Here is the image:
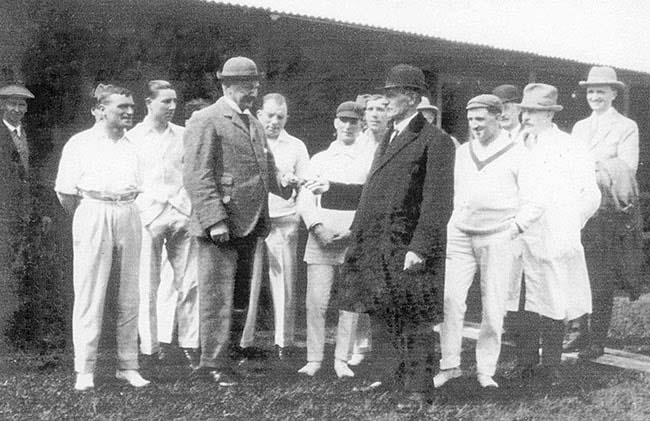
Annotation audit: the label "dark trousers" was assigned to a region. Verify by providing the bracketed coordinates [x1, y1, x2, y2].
[196, 233, 259, 369]
[367, 313, 436, 392]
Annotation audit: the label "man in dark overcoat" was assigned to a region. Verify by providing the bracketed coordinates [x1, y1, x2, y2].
[183, 57, 294, 386]
[336, 64, 455, 406]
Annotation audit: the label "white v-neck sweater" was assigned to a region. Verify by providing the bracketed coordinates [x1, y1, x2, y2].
[450, 134, 544, 235]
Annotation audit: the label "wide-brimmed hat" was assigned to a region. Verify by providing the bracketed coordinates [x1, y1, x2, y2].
[336, 101, 364, 119]
[578, 66, 625, 90]
[466, 94, 503, 112]
[417, 96, 438, 111]
[518, 83, 563, 112]
[492, 84, 520, 104]
[217, 56, 262, 80]
[383, 64, 427, 91]
[0, 84, 35, 99]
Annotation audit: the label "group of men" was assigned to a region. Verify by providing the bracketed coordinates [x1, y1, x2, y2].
[8, 52, 630, 410]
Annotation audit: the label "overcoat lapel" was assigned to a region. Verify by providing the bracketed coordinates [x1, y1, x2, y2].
[367, 118, 420, 179]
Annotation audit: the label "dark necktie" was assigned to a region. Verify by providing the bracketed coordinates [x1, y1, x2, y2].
[10, 128, 29, 173]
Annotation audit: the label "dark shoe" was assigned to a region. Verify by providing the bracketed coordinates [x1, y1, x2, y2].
[396, 392, 427, 412]
[240, 346, 269, 360]
[182, 348, 200, 370]
[579, 344, 605, 360]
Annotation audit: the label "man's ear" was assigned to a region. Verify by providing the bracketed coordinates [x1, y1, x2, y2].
[256, 109, 263, 119]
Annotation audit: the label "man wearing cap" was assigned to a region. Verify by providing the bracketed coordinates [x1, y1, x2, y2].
[433, 94, 543, 389]
[128, 80, 199, 368]
[492, 84, 523, 142]
[296, 101, 372, 377]
[236, 93, 310, 359]
[55, 84, 149, 391]
[569, 66, 641, 359]
[509, 83, 600, 382]
[183, 56, 295, 385]
[335, 64, 455, 404]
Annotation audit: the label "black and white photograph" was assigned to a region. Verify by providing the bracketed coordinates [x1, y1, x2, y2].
[1, 0, 650, 419]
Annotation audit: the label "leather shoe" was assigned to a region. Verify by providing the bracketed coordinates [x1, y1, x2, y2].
[579, 344, 605, 360]
[182, 348, 200, 370]
[334, 359, 355, 378]
[477, 374, 498, 388]
[433, 367, 461, 388]
[74, 373, 94, 391]
[298, 361, 321, 376]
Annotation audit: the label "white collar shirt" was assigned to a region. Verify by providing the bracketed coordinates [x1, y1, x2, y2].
[266, 130, 310, 217]
[55, 125, 141, 196]
[390, 111, 418, 142]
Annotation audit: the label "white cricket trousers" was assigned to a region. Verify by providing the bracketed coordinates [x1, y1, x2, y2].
[72, 199, 141, 374]
[439, 225, 521, 376]
[240, 214, 299, 348]
[138, 204, 198, 354]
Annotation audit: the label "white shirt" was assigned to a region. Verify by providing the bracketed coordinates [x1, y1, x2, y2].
[266, 130, 310, 218]
[390, 111, 419, 142]
[55, 125, 141, 196]
[128, 120, 191, 224]
[4, 119, 29, 170]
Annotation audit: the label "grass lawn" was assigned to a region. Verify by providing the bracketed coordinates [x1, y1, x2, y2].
[2, 295, 650, 420]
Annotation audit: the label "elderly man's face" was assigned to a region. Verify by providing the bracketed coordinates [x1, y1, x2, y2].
[468, 107, 501, 145]
[225, 80, 259, 111]
[586, 85, 617, 114]
[499, 102, 521, 131]
[2, 97, 28, 126]
[257, 100, 287, 140]
[364, 98, 388, 133]
[385, 88, 417, 122]
[147, 88, 177, 124]
[101, 94, 135, 130]
[521, 109, 554, 133]
[334, 116, 361, 145]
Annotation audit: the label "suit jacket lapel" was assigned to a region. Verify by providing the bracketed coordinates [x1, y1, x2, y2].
[368, 115, 421, 179]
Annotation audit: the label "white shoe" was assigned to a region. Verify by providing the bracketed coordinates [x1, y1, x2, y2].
[433, 367, 462, 388]
[115, 370, 150, 388]
[298, 362, 322, 376]
[348, 353, 365, 366]
[334, 359, 355, 378]
[477, 374, 498, 388]
[74, 373, 94, 391]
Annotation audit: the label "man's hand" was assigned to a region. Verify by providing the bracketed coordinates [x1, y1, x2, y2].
[312, 223, 337, 247]
[403, 251, 424, 271]
[41, 216, 53, 234]
[331, 229, 352, 247]
[56, 193, 80, 215]
[281, 172, 303, 188]
[209, 221, 230, 243]
[303, 177, 330, 195]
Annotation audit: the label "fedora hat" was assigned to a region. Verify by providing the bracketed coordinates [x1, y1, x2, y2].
[492, 84, 520, 103]
[383, 64, 427, 91]
[0, 84, 35, 99]
[217, 56, 262, 80]
[417, 96, 438, 111]
[578, 66, 625, 89]
[518, 83, 563, 112]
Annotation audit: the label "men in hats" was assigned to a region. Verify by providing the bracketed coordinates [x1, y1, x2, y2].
[128, 80, 199, 368]
[0, 84, 34, 345]
[55, 84, 149, 391]
[569, 66, 641, 359]
[416, 96, 439, 125]
[434, 95, 544, 389]
[335, 64, 455, 405]
[508, 83, 600, 383]
[183, 56, 297, 385]
[237, 93, 310, 360]
[296, 101, 373, 377]
[492, 84, 523, 141]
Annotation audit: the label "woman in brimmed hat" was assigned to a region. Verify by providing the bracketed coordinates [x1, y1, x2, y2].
[568, 66, 642, 359]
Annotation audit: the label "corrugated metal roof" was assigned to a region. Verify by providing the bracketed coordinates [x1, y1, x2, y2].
[203, 0, 650, 75]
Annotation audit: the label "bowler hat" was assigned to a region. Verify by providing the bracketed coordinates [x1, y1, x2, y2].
[0, 84, 34, 99]
[492, 84, 520, 103]
[336, 101, 364, 119]
[466, 94, 503, 112]
[417, 96, 439, 111]
[217, 56, 262, 80]
[383, 64, 426, 91]
[518, 83, 563, 112]
[578, 66, 625, 89]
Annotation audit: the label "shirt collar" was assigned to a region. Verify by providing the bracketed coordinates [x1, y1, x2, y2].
[3, 119, 21, 134]
[591, 106, 616, 121]
[136, 118, 178, 137]
[392, 111, 418, 134]
[223, 96, 251, 116]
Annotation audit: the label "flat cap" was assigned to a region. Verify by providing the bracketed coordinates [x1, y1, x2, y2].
[466, 94, 503, 112]
[0, 84, 35, 99]
[492, 84, 520, 103]
[336, 101, 364, 119]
